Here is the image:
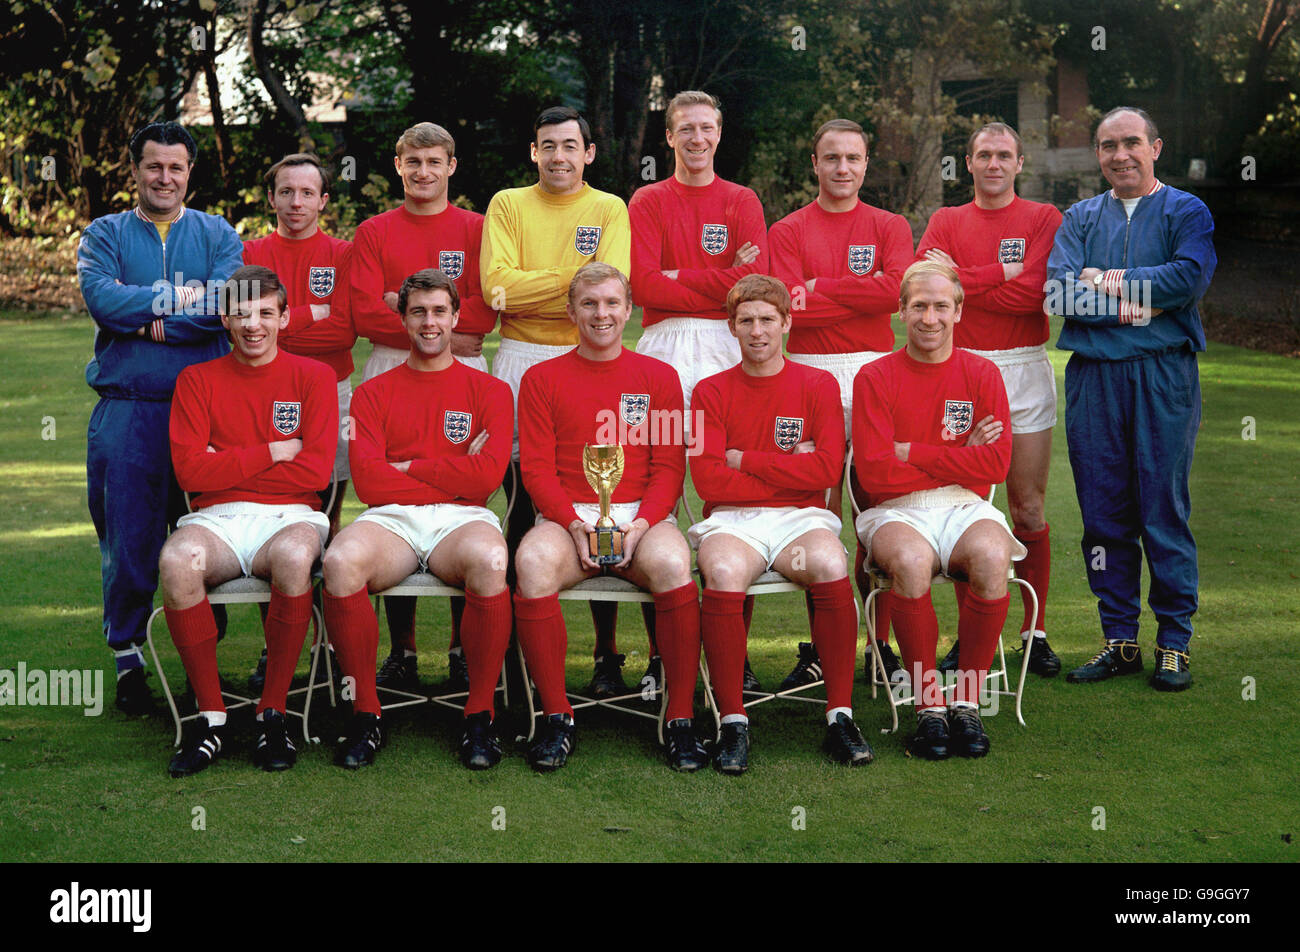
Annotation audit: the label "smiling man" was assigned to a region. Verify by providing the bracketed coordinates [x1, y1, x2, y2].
[159, 265, 337, 777]
[629, 90, 768, 413]
[77, 121, 243, 715]
[852, 261, 1022, 760]
[242, 153, 355, 539]
[321, 269, 513, 771]
[513, 263, 701, 772]
[480, 106, 634, 696]
[690, 275, 869, 775]
[349, 123, 497, 695]
[769, 117, 915, 692]
[1047, 107, 1216, 692]
[916, 122, 1064, 680]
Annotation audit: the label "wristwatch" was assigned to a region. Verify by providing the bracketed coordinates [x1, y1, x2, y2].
[1092, 272, 1105, 288]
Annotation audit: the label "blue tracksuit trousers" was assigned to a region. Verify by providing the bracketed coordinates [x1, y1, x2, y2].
[1064, 348, 1200, 651]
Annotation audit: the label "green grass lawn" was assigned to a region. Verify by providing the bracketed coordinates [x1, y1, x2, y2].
[0, 312, 1296, 862]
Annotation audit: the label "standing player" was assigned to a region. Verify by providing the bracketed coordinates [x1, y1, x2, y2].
[852, 261, 1022, 759]
[78, 121, 243, 714]
[629, 90, 768, 412]
[350, 122, 496, 693]
[514, 263, 704, 773]
[691, 275, 871, 775]
[242, 152, 354, 537]
[768, 118, 914, 690]
[917, 122, 1063, 678]
[322, 269, 514, 770]
[159, 265, 336, 776]
[481, 106, 633, 695]
[1048, 107, 1214, 691]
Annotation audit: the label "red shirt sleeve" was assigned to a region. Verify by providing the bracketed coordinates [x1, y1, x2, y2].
[916, 209, 1002, 297]
[348, 380, 428, 504]
[769, 216, 861, 330]
[971, 204, 1063, 315]
[518, 366, 580, 528]
[628, 189, 718, 313]
[816, 214, 912, 311]
[454, 214, 498, 335]
[738, 370, 844, 493]
[170, 366, 274, 493]
[406, 375, 513, 499]
[906, 360, 1012, 485]
[688, 376, 774, 504]
[673, 191, 769, 299]
[350, 221, 410, 350]
[850, 363, 935, 498]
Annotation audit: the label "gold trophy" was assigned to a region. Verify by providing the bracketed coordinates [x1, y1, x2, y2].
[582, 443, 625, 566]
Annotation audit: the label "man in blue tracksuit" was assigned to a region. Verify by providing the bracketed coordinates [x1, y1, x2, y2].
[77, 122, 244, 713]
[1046, 106, 1215, 692]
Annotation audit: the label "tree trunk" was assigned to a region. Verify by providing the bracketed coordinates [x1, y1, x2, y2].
[248, 0, 314, 151]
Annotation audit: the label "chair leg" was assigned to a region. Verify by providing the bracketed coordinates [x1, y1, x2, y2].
[515, 640, 538, 744]
[1010, 578, 1038, 727]
[698, 655, 721, 742]
[145, 606, 184, 748]
[301, 605, 327, 744]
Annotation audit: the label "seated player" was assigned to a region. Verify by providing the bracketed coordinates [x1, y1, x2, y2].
[321, 269, 513, 770]
[514, 262, 704, 773]
[852, 261, 1023, 759]
[690, 274, 872, 775]
[159, 265, 337, 776]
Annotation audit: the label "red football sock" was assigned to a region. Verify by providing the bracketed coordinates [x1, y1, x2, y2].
[165, 598, 223, 714]
[323, 588, 381, 716]
[955, 590, 1009, 705]
[259, 586, 313, 715]
[591, 601, 618, 658]
[653, 582, 701, 722]
[1014, 523, 1050, 633]
[514, 593, 573, 717]
[461, 589, 512, 718]
[448, 595, 464, 650]
[953, 579, 970, 614]
[384, 595, 417, 654]
[890, 590, 943, 709]
[809, 578, 857, 711]
[701, 589, 747, 717]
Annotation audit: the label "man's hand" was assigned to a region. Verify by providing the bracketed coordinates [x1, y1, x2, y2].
[451, 332, 484, 357]
[793, 440, 816, 455]
[965, 414, 1004, 447]
[311, 304, 330, 322]
[725, 448, 743, 470]
[1002, 261, 1024, 281]
[269, 438, 303, 463]
[731, 241, 760, 267]
[893, 441, 910, 462]
[568, 519, 601, 571]
[383, 291, 400, 312]
[924, 248, 958, 270]
[1078, 267, 1103, 288]
[613, 517, 651, 569]
[467, 431, 489, 455]
[390, 459, 413, 473]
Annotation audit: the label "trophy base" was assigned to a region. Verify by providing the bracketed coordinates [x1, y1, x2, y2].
[588, 528, 624, 567]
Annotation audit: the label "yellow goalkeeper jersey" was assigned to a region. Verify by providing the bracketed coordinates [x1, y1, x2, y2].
[480, 183, 631, 345]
